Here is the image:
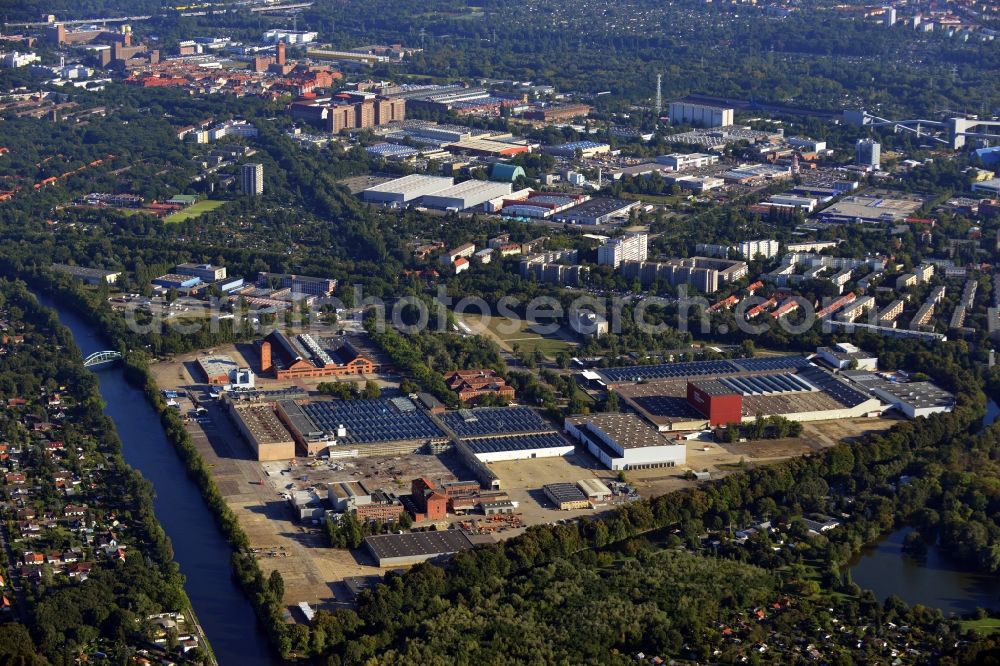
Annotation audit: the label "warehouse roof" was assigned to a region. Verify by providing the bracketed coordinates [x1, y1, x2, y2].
[364, 530, 474, 563]
[423, 179, 511, 200]
[869, 380, 955, 410]
[543, 482, 588, 503]
[364, 174, 454, 195]
[553, 197, 638, 221]
[568, 413, 673, 449]
[197, 354, 238, 380]
[301, 398, 445, 444]
[462, 432, 571, 454]
[441, 407, 551, 437]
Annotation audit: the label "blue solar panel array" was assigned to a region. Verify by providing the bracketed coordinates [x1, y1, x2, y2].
[441, 407, 552, 437]
[718, 373, 814, 395]
[798, 367, 873, 408]
[302, 399, 444, 444]
[463, 433, 571, 455]
[599, 355, 812, 383]
[732, 356, 811, 372]
[599, 359, 736, 383]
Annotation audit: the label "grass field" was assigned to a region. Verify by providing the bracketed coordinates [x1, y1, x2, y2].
[164, 199, 227, 223]
[960, 618, 1000, 635]
[459, 312, 576, 358]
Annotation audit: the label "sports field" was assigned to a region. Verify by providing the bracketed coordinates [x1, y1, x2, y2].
[164, 199, 227, 223]
[458, 312, 576, 357]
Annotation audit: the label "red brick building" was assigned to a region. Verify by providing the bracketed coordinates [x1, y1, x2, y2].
[260, 330, 377, 380]
[443, 369, 515, 404]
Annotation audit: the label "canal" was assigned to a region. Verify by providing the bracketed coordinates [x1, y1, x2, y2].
[846, 400, 1000, 616]
[847, 527, 1000, 616]
[37, 293, 275, 666]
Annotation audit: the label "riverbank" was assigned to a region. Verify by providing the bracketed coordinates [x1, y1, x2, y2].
[31, 286, 280, 665]
[0, 281, 214, 664]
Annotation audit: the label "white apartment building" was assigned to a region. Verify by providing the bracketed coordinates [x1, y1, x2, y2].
[598, 233, 648, 268]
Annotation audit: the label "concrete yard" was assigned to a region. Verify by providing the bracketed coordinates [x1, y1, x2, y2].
[148, 351, 904, 618]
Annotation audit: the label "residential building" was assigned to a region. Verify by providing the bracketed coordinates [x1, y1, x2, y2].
[668, 102, 733, 128]
[856, 138, 881, 169]
[241, 163, 263, 195]
[597, 233, 648, 268]
[737, 239, 780, 260]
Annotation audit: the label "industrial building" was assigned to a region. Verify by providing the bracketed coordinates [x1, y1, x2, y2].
[462, 433, 575, 463]
[227, 402, 296, 461]
[655, 152, 719, 170]
[551, 198, 640, 226]
[259, 330, 378, 379]
[421, 180, 512, 211]
[364, 531, 474, 567]
[815, 343, 878, 371]
[152, 273, 201, 290]
[577, 478, 613, 503]
[543, 483, 591, 511]
[816, 195, 922, 225]
[196, 354, 240, 385]
[440, 407, 551, 439]
[51, 263, 121, 285]
[564, 413, 687, 470]
[668, 102, 734, 128]
[255, 272, 336, 297]
[842, 372, 955, 419]
[361, 174, 454, 205]
[294, 397, 446, 456]
[600, 355, 883, 431]
[175, 263, 226, 282]
[543, 141, 611, 158]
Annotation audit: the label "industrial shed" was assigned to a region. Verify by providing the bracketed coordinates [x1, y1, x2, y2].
[361, 174, 454, 204]
[364, 530, 474, 567]
[421, 180, 512, 210]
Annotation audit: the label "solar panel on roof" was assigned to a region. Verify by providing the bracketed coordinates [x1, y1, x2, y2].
[443, 407, 551, 437]
[463, 432, 568, 454]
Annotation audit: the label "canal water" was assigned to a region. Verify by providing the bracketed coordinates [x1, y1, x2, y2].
[846, 400, 1000, 616]
[847, 527, 1000, 616]
[37, 293, 275, 666]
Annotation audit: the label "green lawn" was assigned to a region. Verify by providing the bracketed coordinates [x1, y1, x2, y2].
[960, 618, 1000, 635]
[164, 199, 227, 223]
[459, 313, 576, 358]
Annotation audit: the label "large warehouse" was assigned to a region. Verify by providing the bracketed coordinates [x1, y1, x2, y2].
[364, 531, 475, 567]
[442, 407, 572, 463]
[196, 354, 240, 385]
[551, 198, 640, 225]
[361, 174, 454, 204]
[227, 402, 296, 461]
[601, 355, 884, 431]
[564, 413, 687, 470]
[421, 180, 513, 211]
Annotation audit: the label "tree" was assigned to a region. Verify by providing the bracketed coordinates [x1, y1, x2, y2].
[269, 569, 285, 602]
[362, 380, 381, 399]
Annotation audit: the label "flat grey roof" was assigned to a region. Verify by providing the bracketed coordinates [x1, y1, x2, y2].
[568, 413, 673, 449]
[553, 197, 638, 220]
[543, 482, 589, 503]
[364, 531, 474, 561]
